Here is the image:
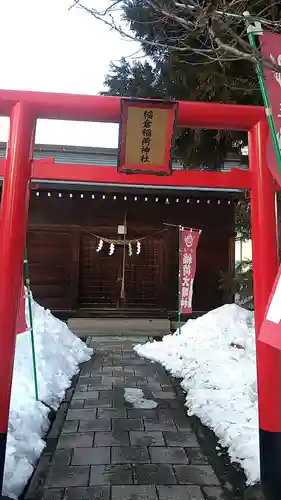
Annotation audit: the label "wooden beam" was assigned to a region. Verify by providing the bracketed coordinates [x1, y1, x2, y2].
[0, 159, 252, 190]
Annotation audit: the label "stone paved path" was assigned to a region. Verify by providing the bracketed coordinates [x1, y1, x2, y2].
[29, 336, 227, 500]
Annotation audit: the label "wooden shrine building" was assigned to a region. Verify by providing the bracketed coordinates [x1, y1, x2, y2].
[0, 143, 243, 318]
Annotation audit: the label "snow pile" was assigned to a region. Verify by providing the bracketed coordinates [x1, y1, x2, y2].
[124, 388, 158, 409]
[3, 296, 92, 499]
[135, 304, 259, 485]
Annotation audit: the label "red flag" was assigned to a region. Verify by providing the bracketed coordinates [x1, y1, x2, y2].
[16, 278, 28, 334]
[259, 31, 281, 186]
[179, 228, 201, 314]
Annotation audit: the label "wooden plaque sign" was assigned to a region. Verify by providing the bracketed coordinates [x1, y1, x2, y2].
[117, 99, 178, 175]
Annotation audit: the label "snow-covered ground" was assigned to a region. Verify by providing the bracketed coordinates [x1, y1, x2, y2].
[3, 296, 92, 499]
[135, 304, 259, 485]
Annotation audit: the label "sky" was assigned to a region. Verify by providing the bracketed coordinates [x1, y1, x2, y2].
[0, 0, 140, 147]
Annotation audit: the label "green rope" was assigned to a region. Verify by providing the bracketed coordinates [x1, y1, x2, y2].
[24, 246, 39, 401]
[245, 17, 281, 177]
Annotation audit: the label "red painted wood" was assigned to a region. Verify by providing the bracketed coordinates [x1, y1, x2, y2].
[0, 159, 252, 190]
[0, 90, 264, 130]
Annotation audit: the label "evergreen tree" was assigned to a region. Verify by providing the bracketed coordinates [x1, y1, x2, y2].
[99, 0, 281, 168]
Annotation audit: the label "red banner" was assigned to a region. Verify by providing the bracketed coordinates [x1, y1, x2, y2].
[16, 278, 28, 335]
[259, 31, 281, 186]
[179, 228, 201, 314]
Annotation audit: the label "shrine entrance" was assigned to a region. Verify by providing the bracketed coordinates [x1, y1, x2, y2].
[78, 229, 164, 310]
[0, 91, 279, 500]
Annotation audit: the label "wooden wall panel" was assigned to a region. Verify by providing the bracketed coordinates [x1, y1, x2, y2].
[26, 227, 80, 310]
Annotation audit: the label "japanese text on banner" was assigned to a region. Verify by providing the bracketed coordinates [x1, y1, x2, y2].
[179, 229, 200, 314]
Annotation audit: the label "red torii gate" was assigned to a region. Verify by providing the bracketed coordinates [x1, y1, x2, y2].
[0, 91, 279, 500]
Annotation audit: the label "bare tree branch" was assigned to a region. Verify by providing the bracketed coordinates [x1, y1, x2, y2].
[70, 0, 281, 71]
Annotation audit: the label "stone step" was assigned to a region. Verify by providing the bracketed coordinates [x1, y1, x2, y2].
[68, 318, 170, 339]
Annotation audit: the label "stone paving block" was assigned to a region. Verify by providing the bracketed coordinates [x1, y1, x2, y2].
[80, 367, 92, 377]
[102, 366, 114, 374]
[168, 401, 183, 409]
[130, 431, 165, 447]
[135, 369, 152, 377]
[174, 418, 194, 431]
[99, 390, 124, 399]
[64, 486, 110, 500]
[152, 374, 170, 383]
[70, 399, 84, 409]
[76, 383, 89, 392]
[112, 368, 125, 375]
[113, 397, 130, 409]
[45, 466, 90, 488]
[125, 376, 144, 384]
[150, 447, 189, 464]
[127, 409, 158, 419]
[79, 377, 102, 385]
[202, 486, 228, 499]
[72, 447, 110, 465]
[174, 465, 220, 486]
[84, 398, 113, 409]
[112, 485, 158, 500]
[90, 367, 104, 374]
[158, 410, 193, 431]
[61, 421, 79, 434]
[163, 431, 199, 448]
[116, 379, 132, 388]
[89, 382, 114, 390]
[79, 418, 111, 432]
[57, 432, 94, 449]
[73, 390, 99, 400]
[111, 446, 150, 464]
[66, 409, 97, 421]
[42, 488, 64, 500]
[81, 358, 97, 368]
[134, 464, 177, 485]
[52, 449, 73, 466]
[143, 417, 177, 432]
[136, 381, 150, 390]
[25, 454, 51, 499]
[112, 418, 144, 432]
[157, 485, 204, 500]
[123, 367, 136, 374]
[185, 448, 209, 465]
[160, 382, 173, 388]
[94, 431, 130, 446]
[158, 409, 189, 421]
[90, 464, 133, 485]
[153, 401, 170, 409]
[102, 376, 125, 386]
[97, 408, 127, 419]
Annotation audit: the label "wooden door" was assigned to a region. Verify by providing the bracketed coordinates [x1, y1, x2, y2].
[79, 233, 122, 308]
[79, 233, 165, 309]
[27, 227, 80, 310]
[123, 235, 164, 308]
